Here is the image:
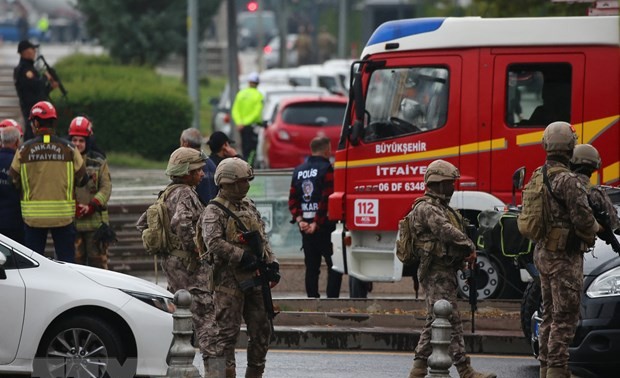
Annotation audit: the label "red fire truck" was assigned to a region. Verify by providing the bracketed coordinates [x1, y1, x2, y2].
[328, 16, 619, 298]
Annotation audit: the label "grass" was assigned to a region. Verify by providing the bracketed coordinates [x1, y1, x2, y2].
[106, 152, 167, 169]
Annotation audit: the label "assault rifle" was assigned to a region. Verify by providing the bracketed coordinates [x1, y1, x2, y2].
[36, 55, 68, 97]
[238, 230, 280, 341]
[589, 198, 620, 254]
[463, 260, 479, 333]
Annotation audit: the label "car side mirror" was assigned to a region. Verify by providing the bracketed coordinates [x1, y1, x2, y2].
[209, 97, 219, 107]
[512, 166, 526, 206]
[0, 253, 6, 280]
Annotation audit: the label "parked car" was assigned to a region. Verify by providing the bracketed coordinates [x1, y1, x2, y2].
[526, 189, 620, 377]
[0, 19, 46, 42]
[0, 234, 174, 377]
[237, 11, 278, 50]
[264, 34, 298, 69]
[288, 65, 347, 95]
[262, 95, 347, 169]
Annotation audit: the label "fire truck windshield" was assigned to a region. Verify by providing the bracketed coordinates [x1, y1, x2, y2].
[363, 67, 449, 142]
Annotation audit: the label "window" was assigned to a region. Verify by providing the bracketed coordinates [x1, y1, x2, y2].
[506, 63, 572, 127]
[281, 102, 346, 126]
[363, 67, 449, 142]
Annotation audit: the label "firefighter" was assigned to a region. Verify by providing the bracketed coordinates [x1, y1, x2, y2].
[231, 72, 263, 166]
[407, 159, 496, 378]
[197, 157, 279, 378]
[13, 40, 58, 141]
[10, 101, 87, 262]
[69, 116, 112, 269]
[288, 136, 342, 298]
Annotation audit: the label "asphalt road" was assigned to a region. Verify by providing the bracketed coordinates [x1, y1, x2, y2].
[192, 350, 542, 378]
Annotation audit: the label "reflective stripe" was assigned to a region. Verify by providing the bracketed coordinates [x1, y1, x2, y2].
[21, 200, 76, 218]
[66, 161, 74, 200]
[20, 164, 30, 199]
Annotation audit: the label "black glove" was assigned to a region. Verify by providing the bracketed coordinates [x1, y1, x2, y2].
[266, 261, 281, 283]
[239, 250, 258, 271]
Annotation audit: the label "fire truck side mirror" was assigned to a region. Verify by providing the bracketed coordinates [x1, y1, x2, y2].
[349, 120, 362, 146]
[512, 166, 526, 190]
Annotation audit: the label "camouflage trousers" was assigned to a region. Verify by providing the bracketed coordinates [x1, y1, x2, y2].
[190, 289, 215, 355]
[534, 247, 583, 368]
[161, 255, 193, 294]
[75, 231, 108, 269]
[414, 267, 466, 364]
[202, 286, 271, 376]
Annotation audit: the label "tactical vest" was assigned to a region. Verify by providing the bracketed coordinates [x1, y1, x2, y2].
[15, 135, 83, 228]
[291, 156, 331, 221]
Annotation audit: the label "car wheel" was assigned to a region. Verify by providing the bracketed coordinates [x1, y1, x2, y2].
[36, 315, 131, 378]
[520, 280, 541, 341]
[457, 252, 503, 300]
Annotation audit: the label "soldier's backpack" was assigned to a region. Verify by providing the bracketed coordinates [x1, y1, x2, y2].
[141, 184, 183, 255]
[517, 165, 568, 242]
[396, 196, 430, 265]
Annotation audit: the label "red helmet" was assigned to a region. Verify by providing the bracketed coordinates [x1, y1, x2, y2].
[69, 116, 93, 137]
[0, 118, 23, 136]
[29, 101, 57, 120]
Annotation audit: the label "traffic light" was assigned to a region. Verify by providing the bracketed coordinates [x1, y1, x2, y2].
[247, 1, 258, 12]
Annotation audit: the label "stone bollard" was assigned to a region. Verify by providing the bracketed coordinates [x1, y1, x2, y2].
[426, 299, 453, 378]
[166, 289, 200, 378]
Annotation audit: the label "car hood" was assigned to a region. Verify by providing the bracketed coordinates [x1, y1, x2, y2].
[69, 264, 173, 298]
[583, 237, 620, 276]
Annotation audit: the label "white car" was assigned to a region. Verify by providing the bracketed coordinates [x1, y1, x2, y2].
[0, 234, 174, 377]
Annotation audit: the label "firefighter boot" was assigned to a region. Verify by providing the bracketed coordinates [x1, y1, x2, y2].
[407, 358, 428, 378]
[455, 357, 497, 378]
[204, 358, 226, 378]
[546, 367, 572, 378]
[245, 365, 265, 378]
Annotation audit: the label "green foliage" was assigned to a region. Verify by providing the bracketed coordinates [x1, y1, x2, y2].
[51, 55, 191, 161]
[106, 152, 167, 169]
[76, 0, 222, 65]
[468, 0, 589, 17]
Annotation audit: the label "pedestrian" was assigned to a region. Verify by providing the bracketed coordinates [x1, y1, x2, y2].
[179, 127, 217, 203]
[288, 136, 342, 298]
[570, 144, 619, 231]
[206, 131, 240, 167]
[0, 121, 24, 244]
[13, 40, 58, 141]
[534, 123, 600, 378]
[198, 157, 280, 378]
[296, 25, 312, 66]
[9, 101, 88, 262]
[232, 72, 263, 167]
[136, 147, 206, 294]
[69, 116, 112, 269]
[406, 159, 495, 378]
[317, 25, 336, 63]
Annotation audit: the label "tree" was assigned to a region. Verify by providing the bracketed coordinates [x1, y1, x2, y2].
[467, 0, 589, 17]
[77, 0, 222, 66]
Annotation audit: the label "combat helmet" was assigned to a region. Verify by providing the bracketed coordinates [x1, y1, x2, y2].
[542, 121, 577, 153]
[571, 144, 601, 170]
[214, 157, 254, 185]
[165, 147, 206, 177]
[424, 159, 460, 184]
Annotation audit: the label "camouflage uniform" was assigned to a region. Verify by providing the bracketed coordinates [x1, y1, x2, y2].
[199, 196, 276, 378]
[410, 192, 474, 364]
[136, 184, 204, 293]
[575, 174, 619, 232]
[534, 160, 598, 372]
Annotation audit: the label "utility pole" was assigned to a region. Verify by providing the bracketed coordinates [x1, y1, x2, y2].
[187, 0, 200, 130]
[338, 0, 348, 59]
[227, 0, 240, 141]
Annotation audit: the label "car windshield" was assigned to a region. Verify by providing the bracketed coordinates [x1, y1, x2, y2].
[281, 102, 346, 126]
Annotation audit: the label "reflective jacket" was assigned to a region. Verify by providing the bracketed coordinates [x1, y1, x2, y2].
[10, 134, 86, 228]
[231, 87, 263, 126]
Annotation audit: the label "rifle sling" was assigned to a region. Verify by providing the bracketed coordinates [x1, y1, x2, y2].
[209, 199, 250, 233]
[542, 165, 566, 209]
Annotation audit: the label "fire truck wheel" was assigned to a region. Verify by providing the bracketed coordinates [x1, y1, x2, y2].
[456, 252, 503, 300]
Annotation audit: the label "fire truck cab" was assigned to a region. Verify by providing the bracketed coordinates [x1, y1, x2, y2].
[329, 16, 620, 291]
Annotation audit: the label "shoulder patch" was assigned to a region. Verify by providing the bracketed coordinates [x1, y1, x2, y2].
[25, 70, 35, 79]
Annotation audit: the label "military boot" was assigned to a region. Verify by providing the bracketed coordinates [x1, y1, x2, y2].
[245, 365, 265, 378]
[204, 358, 226, 378]
[546, 366, 571, 378]
[455, 357, 497, 378]
[407, 358, 428, 378]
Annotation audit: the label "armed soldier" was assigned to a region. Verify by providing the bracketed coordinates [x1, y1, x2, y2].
[535, 122, 601, 378]
[136, 147, 206, 293]
[197, 157, 279, 378]
[407, 159, 495, 378]
[570, 144, 619, 237]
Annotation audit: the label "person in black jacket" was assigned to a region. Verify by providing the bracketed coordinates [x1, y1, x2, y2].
[13, 40, 58, 141]
[288, 136, 342, 298]
[0, 122, 24, 244]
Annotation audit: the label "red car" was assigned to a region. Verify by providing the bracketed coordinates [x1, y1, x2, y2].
[263, 95, 347, 169]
